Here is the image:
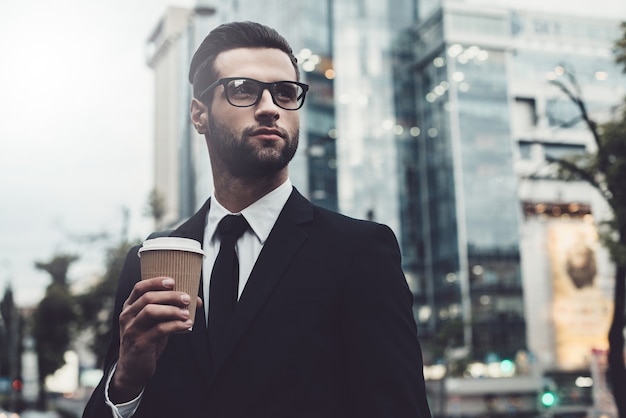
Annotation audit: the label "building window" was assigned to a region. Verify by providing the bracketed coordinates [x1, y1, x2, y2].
[512, 97, 537, 132]
[543, 142, 586, 159]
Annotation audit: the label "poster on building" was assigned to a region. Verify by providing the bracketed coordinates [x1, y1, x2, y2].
[547, 221, 613, 369]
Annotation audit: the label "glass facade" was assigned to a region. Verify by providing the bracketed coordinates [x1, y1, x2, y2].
[454, 47, 519, 252]
[395, 3, 626, 368]
[333, 0, 417, 231]
[395, 5, 525, 362]
[305, 70, 338, 210]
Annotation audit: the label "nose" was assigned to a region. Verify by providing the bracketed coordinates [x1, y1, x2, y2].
[255, 88, 280, 120]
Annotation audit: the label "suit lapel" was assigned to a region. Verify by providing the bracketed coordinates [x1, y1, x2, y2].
[208, 189, 314, 386]
[169, 199, 211, 383]
[170, 199, 210, 243]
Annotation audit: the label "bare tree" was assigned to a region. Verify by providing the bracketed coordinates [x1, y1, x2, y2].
[547, 64, 626, 417]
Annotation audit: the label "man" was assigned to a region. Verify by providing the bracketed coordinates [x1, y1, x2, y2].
[83, 21, 431, 418]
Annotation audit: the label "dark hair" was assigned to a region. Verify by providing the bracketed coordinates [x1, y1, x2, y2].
[188, 21, 299, 100]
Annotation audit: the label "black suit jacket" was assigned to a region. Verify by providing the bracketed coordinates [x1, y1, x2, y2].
[83, 188, 431, 418]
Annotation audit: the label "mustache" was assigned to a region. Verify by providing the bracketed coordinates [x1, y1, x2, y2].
[243, 125, 288, 139]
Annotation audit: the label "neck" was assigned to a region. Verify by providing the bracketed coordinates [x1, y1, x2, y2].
[213, 171, 288, 213]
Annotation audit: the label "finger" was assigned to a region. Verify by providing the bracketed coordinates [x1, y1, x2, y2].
[121, 290, 191, 327]
[126, 277, 175, 305]
[119, 303, 193, 345]
[128, 303, 193, 332]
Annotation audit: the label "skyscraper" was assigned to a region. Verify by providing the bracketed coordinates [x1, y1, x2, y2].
[395, 1, 524, 363]
[395, 2, 625, 413]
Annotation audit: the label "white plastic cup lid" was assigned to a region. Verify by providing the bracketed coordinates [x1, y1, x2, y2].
[138, 237, 204, 256]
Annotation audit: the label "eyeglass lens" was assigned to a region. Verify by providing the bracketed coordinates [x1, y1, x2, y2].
[226, 79, 305, 110]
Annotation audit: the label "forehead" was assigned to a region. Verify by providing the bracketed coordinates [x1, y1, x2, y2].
[214, 47, 297, 82]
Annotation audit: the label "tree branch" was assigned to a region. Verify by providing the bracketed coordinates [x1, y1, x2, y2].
[544, 155, 607, 197]
[549, 78, 601, 147]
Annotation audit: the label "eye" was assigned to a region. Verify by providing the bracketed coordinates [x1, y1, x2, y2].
[228, 79, 259, 98]
[273, 82, 299, 102]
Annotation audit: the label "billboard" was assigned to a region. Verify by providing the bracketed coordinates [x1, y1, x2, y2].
[548, 221, 613, 369]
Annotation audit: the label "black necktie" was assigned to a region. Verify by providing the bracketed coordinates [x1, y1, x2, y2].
[209, 214, 249, 354]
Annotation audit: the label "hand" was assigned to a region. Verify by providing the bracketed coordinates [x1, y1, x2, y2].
[109, 277, 203, 403]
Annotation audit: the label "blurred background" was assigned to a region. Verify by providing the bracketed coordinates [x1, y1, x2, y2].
[1, 0, 626, 417]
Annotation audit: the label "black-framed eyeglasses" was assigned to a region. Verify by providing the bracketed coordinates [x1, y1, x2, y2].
[199, 77, 309, 111]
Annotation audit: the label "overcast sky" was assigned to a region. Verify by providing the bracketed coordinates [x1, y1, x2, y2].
[1, 0, 625, 307]
[0, 0, 195, 306]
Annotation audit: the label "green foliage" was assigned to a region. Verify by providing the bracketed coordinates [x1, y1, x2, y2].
[32, 281, 77, 380]
[29, 210, 142, 398]
[424, 318, 471, 376]
[429, 318, 465, 359]
[75, 239, 139, 367]
[0, 285, 15, 376]
[596, 109, 626, 267]
[615, 22, 626, 73]
[144, 188, 167, 227]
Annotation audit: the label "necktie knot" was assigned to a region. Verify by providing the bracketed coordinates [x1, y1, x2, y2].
[217, 215, 249, 241]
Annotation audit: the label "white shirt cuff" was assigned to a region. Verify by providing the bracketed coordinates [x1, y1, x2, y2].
[104, 363, 144, 418]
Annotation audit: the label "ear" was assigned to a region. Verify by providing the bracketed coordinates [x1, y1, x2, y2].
[191, 98, 208, 135]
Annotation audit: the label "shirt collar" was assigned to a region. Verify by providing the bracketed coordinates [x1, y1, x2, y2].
[207, 179, 292, 245]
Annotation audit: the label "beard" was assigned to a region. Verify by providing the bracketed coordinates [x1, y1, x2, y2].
[207, 117, 299, 178]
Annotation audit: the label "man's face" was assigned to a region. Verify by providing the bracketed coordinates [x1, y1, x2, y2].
[203, 47, 300, 178]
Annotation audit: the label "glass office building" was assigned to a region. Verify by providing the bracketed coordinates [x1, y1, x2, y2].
[395, 5, 526, 362]
[331, 0, 417, 232]
[395, 1, 626, 373]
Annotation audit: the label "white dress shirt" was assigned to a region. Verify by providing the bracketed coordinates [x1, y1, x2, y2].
[105, 179, 292, 418]
[202, 179, 292, 322]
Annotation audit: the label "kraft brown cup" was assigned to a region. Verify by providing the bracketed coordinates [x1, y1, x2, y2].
[138, 237, 204, 331]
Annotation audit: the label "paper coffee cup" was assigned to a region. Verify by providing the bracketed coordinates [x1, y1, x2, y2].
[138, 237, 204, 331]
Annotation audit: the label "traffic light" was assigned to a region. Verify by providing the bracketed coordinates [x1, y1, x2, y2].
[539, 385, 558, 408]
[11, 378, 22, 392]
[499, 359, 514, 375]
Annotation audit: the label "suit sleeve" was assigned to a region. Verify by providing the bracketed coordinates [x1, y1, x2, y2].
[82, 246, 142, 418]
[342, 224, 431, 418]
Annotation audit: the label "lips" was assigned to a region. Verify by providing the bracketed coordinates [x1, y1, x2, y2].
[249, 128, 284, 140]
